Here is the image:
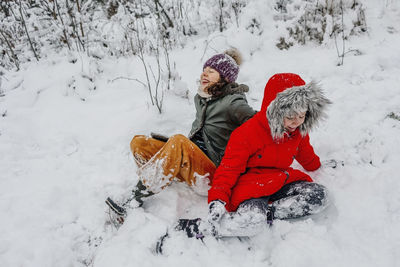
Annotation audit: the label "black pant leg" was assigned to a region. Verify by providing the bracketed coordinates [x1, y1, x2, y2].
[269, 181, 328, 219]
[237, 196, 270, 215]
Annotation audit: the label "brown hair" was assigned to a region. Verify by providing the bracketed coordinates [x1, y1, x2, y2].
[205, 78, 229, 97]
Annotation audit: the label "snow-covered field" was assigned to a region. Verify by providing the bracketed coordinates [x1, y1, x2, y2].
[1, 1, 400, 266]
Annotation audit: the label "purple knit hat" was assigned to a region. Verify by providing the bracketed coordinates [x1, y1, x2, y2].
[203, 53, 240, 83]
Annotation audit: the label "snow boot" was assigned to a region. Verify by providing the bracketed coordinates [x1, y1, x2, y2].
[129, 180, 155, 207]
[155, 218, 205, 255]
[105, 180, 154, 226]
[175, 218, 205, 240]
[105, 197, 126, 226]
[106, 197, 126, 216]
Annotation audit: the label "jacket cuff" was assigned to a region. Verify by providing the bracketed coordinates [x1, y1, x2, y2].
[304, 158, 321, 171]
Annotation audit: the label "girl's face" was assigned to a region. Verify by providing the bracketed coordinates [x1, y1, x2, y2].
[283, 111, 306, 132]
[200, 67, 221, 90]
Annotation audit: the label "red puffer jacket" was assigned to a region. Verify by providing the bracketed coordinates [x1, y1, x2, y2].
[208, 73, 324, 212]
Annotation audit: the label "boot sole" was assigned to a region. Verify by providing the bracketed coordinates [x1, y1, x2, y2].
[105, 197, 126, 216]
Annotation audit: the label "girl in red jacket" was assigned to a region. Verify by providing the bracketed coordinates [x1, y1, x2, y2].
[206, 73, 332, 237]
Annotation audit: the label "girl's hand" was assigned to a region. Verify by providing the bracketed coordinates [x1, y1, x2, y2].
[207, 200, 226, 224]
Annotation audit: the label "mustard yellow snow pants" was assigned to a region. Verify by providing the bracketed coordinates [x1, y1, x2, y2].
[130, 134, 216, 193]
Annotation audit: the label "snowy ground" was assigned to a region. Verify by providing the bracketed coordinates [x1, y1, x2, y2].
[1, 1, 400, 267]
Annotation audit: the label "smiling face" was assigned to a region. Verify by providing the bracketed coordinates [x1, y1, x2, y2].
[283, 111, 307, 132]
[200, 66, 221, 91]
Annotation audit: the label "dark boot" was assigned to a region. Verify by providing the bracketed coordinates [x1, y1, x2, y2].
[175, 218, 204, 240]
[105, 197, 127, 225]
[156, 218, 205, 255]
[105, 180, 154, 226]
[129, 180, 154, 207]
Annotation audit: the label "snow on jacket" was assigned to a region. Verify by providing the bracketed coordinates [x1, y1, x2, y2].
[189, 83, 256, 166]
[208, 73, 331, 212]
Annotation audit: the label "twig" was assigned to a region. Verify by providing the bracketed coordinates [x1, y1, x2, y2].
[55, 0, 71, 50]
[75, 0, 85, 37]
[136, 37, 155, 106]
[201, 34, 224, 61]
[218, 0, 225, 32]
[162, 38, 172, 90]
[340, 0, 345, 65]
[19, 0, 39, 61]
[154, 0, 174, 28]
[0, 29, 20, 70]
[66, 0, 85, 51]
[111, 76, 147, 87]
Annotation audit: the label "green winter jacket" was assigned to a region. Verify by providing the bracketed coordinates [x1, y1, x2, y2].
[188, 83, 256, 166]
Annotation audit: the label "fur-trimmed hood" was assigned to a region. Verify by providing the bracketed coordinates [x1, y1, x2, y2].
[261, 73, 332, 140]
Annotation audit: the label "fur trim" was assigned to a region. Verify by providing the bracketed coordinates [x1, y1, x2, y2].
[197, 86, 212, 98]
[267, 81, 332, 140]
[224, 82, 249, 95]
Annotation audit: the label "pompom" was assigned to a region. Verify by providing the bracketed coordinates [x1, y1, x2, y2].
[224, 48, 243, 66]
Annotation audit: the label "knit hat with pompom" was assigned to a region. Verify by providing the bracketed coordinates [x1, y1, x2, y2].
[203, 48, 243, 83]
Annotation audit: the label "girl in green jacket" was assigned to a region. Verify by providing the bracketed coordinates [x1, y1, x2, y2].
[106, 48, 255, 225]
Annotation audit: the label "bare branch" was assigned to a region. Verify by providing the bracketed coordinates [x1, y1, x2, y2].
[0, 29, 20, 70]
[18, 0, 39, 61]
[111, 76, 147, 87]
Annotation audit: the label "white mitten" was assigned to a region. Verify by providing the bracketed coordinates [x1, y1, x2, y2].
[207, 200, 226, 224]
